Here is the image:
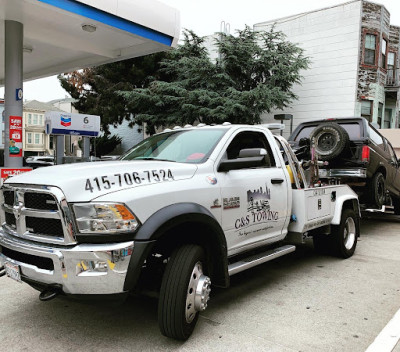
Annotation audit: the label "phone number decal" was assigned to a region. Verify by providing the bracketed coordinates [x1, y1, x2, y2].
[85, 169, 174, 193]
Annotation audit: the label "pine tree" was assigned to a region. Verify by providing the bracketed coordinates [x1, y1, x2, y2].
[60, 27, 309, 135]
[120, 27, 309, 131]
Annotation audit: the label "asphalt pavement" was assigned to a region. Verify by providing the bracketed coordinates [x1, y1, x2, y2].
[1, 215, 400, 352]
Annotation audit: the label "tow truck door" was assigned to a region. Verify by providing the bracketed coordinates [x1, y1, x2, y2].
[216, 130, 290, 255]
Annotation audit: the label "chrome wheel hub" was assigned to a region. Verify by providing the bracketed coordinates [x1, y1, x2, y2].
[343, 217, 356, 250]
[185, 261, 211, 323]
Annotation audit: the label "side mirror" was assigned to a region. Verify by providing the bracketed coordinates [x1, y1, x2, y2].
[218, 148, 268, 172]
[238, 148, 267, 158]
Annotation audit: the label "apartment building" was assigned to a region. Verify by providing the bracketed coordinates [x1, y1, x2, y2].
[254, 0, 400, 135]
[23, 100, 63, 156]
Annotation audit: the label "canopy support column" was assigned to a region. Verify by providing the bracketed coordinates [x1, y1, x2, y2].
[4, 20, 23, 167]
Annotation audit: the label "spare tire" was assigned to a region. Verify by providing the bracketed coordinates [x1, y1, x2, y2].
[310, 122, 349, 161]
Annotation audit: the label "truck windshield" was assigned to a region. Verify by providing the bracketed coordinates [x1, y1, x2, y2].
[121, 129, 227, 163]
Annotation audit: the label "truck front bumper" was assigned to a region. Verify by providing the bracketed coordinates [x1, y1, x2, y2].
[0, 229, 134, 295]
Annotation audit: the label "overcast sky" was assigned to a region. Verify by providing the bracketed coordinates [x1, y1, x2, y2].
[1, 0, 400, 102]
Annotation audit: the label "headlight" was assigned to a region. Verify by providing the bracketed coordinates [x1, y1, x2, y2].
[73, 203, 140, 233]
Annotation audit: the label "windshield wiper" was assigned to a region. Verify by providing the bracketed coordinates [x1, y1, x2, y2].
[134, 157, 176, 162]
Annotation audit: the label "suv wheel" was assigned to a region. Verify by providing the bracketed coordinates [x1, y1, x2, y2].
[310, 122, 349, 161]
[369, 172, 385, 209]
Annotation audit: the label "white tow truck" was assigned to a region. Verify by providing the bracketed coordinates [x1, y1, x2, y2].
[0, 123, 360, 340]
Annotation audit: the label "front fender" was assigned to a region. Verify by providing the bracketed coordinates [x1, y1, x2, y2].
[126, 203, 229, 289]
[133, 202, 223, 241]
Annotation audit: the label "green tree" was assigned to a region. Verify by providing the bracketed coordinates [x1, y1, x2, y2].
[120, 27, 309, 131]
[58, 52, 167, 133]
[90, 134, 122, 157]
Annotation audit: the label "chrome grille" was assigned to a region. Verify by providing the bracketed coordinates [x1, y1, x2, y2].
[5, 212, 16, 228]
[0, 185, 76, 245]
[26, 217, 64, 237]
[24, 192, 58, 210]
[3, 190, 14, 206]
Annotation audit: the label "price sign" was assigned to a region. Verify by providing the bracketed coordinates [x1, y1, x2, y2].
[9, 116, 23, 157]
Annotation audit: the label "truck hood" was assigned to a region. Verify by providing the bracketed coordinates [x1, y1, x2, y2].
[5, 160, 198, 201]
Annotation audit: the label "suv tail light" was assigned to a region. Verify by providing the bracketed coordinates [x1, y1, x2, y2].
[362, 146, 370, 162]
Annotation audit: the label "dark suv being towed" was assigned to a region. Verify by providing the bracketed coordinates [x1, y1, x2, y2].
[288, 117, 400, 211]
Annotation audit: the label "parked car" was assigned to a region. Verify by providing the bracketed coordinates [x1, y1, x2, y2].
[288, 117, 400, 211]
[24, 156, 54, 169]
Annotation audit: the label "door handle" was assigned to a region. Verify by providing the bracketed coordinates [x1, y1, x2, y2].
[271, 178, 284, 184]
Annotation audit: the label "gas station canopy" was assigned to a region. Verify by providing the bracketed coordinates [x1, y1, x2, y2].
[0, 0, 180, 84]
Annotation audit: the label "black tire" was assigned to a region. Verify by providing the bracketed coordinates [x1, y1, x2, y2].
[392, 196, 400, 215]
[310, 122, 349, 161]
[368, 172, 385, 209]
[331, 208, 358, 258]
[158, 245, 211, 340]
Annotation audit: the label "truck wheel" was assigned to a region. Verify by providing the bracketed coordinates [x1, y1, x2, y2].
[331, 208, 358, 258]
[310, 122, 349, 161]
[369, 172, 385, 209]
[158, 245, 211, 340]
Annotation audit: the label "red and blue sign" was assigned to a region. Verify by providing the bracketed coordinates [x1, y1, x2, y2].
[61, 115, 72, 127]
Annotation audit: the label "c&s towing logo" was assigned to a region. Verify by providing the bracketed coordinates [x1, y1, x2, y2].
[61, 114, 72, 127]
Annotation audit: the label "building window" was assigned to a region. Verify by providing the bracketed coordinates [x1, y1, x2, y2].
[34, 133, 43, 144]
[39, 115, 43, 125]
[27, 132, 32, 144]
[364, 34, 377, 66]
[381, 38, 387, 69]
[387, 52, 396, 84]
[361, 100, 373, 122]
[28, 113, 32, 125]
[377, 103, 383, 127]
[33, 114, 38, 125]
[388, 52, 395, 69]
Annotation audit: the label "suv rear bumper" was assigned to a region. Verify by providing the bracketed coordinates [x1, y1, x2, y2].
[319, 168, 367, 178]
[0, 229, 134, 295]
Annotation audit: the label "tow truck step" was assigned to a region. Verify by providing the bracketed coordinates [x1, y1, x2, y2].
[228, 245, 296, 276]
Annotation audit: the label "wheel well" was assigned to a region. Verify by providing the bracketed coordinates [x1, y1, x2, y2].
[342, 199, 359, 214]
[376, 167, 386, 179]
[147, 221, 229, 288]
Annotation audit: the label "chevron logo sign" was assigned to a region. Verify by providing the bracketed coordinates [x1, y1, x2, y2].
[61, 115, 71, 127]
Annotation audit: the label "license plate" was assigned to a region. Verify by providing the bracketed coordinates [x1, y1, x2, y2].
[5, 262, 22, 283]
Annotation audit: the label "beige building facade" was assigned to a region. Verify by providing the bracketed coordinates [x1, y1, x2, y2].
[23, 100, 62, 156]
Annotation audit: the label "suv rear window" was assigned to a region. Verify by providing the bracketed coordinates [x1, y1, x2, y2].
[293, 122, 362, 141]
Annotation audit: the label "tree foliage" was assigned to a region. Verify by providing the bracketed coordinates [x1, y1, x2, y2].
[120, 26, 310, 131]
[58, 52, 167, 133]
[60, 26, 309, 135]
[90, 134, 122, 157]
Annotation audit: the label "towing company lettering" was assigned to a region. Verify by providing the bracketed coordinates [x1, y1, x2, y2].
[235, 185, 279, 230]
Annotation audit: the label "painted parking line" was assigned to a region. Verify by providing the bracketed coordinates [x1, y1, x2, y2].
[365, 308, 400, 352]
